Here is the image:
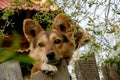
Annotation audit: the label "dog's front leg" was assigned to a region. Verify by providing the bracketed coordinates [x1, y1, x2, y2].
[31, 62, 58, 75]
[41, 63, 58, 75]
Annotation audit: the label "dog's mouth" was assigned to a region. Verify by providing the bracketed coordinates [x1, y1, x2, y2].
[47, 59, 59, 65]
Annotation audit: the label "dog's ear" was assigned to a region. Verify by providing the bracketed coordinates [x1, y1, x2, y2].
[52, 13, 72, 39]
[23, 19, 44, 43]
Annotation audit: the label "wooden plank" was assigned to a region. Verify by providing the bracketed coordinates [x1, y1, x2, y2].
[102, 63, 120, 80]
[31, 59, 71, 80]
[75, 53, 100, 80]
[0, 61, 23, 80]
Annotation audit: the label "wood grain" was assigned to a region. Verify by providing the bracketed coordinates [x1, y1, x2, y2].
[0, 61, 23, 80]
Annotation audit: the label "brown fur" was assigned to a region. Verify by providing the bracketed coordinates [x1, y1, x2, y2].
[23, 13, 75, 74]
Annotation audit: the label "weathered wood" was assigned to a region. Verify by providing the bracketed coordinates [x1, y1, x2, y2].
[75, 53, 100, 80]
[102, 63, 120, 80]
[0, 61, 23, 80]
[31, 59, 71, 80]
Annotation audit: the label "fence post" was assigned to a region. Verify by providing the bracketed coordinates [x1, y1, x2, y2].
[102, 63, 120, 80]
[31, 59, 71, 80]
[0, 61, 23, 80]
[75, 53, 100, 80]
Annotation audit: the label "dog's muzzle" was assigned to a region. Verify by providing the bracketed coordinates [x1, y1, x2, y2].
[46, 52, 58, 64]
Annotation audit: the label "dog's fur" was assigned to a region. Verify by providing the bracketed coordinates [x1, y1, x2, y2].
[23, 13, 75, 74]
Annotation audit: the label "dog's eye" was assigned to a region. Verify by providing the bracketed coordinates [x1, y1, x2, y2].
[38, 43, 44, 47]
[54, 39, 61, 44]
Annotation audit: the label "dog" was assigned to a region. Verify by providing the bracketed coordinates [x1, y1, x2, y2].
[23, 13, 75, 74]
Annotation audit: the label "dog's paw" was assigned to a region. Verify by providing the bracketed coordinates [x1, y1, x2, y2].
[41, 63, 58, 75]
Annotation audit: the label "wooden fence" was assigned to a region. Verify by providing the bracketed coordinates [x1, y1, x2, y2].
[75, 53, 100, 80]
[0, 53, 119, 80]
[102, 63, 120, 80]
[0, 61, 23, 80]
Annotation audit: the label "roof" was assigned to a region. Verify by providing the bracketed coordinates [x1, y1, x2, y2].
[0, 0, 58, 11]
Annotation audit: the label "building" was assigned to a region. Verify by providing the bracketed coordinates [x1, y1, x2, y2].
[0, 0, 59, 50]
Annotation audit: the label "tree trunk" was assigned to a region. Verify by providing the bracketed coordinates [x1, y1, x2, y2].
[31, 59, 71, 80]
[75, 53, 100, 80]
[0, 61, 23, 80]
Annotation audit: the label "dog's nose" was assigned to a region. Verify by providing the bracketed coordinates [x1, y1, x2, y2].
[46, 52, 55, 59]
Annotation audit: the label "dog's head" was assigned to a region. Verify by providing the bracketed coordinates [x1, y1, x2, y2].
[23, 13, 75, 64]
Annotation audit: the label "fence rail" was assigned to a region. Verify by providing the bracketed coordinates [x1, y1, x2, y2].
[0, 61, 23, 80]
[31, 59, 71, 80]
[0, 53, 119, 80]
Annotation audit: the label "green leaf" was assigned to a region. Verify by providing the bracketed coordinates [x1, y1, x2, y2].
[106, 28, 115, 33]
[93, 43, 101, 49]
[93, 31, 102, 35]
[2, 8, 14, 20]
[8, 54, 36, 64]
[0, 32, 20, 63]
[11, 31, 20, 50]
[117, 12, 120, 15]
[80, 53, 89, 61]
[113, 42, 120, 50]
[0, 48, 16, 63]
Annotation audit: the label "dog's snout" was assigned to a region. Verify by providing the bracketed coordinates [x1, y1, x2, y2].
[47, 52, 55, 59]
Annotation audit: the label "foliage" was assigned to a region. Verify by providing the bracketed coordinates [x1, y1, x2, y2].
[2, 8, 14, 20]
[51, 0, 120, 79]
[0, 0, 40, 64]
[0, 8, 15, 38]
[80, 53, 90, 61]
[32, 10, 62, 30]
[104, 54, 120, 70]
[0, 0, 61, 64]
[0, 1, 37, 64]
[52, 0, 120, 63]
[0, 32, 36, 64]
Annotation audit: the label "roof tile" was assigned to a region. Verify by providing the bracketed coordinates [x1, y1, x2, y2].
[0, 0, 58, 11]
